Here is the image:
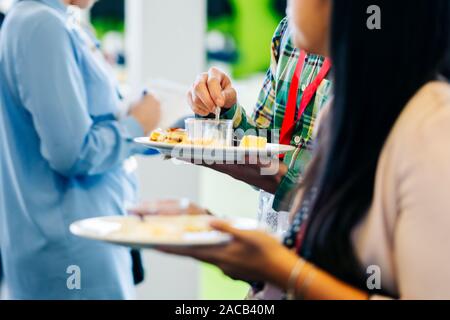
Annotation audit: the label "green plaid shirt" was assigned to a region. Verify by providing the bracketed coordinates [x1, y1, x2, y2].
[222, 18, 332, 210]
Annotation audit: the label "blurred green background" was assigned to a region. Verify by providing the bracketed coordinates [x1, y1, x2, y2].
[91, 0, 286, 78]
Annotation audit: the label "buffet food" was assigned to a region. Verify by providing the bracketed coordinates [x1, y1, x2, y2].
[239, 135, 268, 149]
[111, 216, 215, 242]
[150, 128, 189, 144]
[185, 118, 234, 147]
[149, 127, 268, 149]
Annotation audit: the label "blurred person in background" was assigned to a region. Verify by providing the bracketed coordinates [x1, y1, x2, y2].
[188, 16, 332, 230]
[164, 0, 450, 300]
[0, 0, 160, 299]
[0, 3, 4, 296]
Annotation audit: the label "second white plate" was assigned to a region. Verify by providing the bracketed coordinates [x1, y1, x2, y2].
[70, 215, 258, 249]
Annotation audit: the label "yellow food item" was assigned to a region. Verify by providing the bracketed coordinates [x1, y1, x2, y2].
[150, 128, 188, 144]
[240, 136, 267, 149]
[166, 129, 189, 144]
[112, 216, 214, 241]
[189, 138, 217, 146]
[150, 129, 166, 142]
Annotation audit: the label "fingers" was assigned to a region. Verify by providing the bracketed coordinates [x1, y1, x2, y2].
[222, 87, 237, 109]
[187, 68, 236, 116]
[187, 90, 210, 116]
[207, 68, 227, 107]
[193, 73, 216, 113]
[143, 92, 160, 106]
[158, 246, 223, 264]
[209, 220, 247, 240]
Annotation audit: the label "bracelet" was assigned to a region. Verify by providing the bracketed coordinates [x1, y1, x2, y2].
[297, 265, 317, 300]
[286, 259, 306, 300]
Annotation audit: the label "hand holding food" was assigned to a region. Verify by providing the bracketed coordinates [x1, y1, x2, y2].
[203, 158, 288, 194]
[187, 67, 237, 116]
[130, 92, 162, 135]
[160, 220, 297, 284]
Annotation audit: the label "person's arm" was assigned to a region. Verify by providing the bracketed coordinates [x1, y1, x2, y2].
[203, 158, 288, 194]
[220, 67, 276, 135]
[221, 19, 287, 135]
[161, 220, 369, 300]
[190, 63, 277, 135]
[185, 19, 289, 192]
[267, 253, 369, 300]
[16, 14, 145, 178]
[388, 110, 450, 299]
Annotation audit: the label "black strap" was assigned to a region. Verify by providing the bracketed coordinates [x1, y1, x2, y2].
[130, 249, 145, 285]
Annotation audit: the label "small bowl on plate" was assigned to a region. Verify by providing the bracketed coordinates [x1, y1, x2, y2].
[185, 118, 234, 147]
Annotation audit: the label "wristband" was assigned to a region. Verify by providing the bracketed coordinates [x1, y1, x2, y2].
[297, 265, 317, 300]
[286, 259, 306, 300]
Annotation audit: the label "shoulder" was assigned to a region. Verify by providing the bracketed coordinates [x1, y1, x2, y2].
[272, 17, 290, 40]
[394, 81, 450, 146]
[271, 17, 295, 63]
[385, 82, 450, 175]
[4, 1, 68, 45]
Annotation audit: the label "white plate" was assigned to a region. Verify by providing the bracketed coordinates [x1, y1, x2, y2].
[70, 215, 258, 249]
[134, 137, 296, 162]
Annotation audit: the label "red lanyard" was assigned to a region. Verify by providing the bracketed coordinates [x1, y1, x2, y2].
[279, 51, 331, 147]
[295, 219, 309, 253]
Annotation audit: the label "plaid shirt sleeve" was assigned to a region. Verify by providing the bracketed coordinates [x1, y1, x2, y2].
[221, 18, 289, 135]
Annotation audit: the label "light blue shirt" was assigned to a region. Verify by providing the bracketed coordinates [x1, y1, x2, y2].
[0, 0, 147, 299]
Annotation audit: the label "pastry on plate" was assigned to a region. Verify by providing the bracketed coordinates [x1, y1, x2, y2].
[150, 128, 189, 144]
[239, 135, 268, 149]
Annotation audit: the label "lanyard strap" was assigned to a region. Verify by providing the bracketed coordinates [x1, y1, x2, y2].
[279, 51, 331, 147]
[295, 220, 309, 253]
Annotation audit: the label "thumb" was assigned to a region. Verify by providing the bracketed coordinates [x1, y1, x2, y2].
[210, 220, 246, 240]
[221, 87, 237, 109]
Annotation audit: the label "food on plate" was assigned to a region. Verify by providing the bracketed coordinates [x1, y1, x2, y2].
[110, 216, 216, 242]
[149, 128, 188, 144]
[185, 118, 234, 147]
[189, 138, 217, 146]
[149, 128, 166, 142]
[128, 199, 210, 217]
[149, 128, 224, 146]
[239, 135, 268, 149]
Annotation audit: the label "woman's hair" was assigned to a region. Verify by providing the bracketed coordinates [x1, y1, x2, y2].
[442, 50, 450, 81]
[299, 0, 449, 290]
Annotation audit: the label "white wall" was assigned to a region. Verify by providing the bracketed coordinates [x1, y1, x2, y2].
[126, 0, 206, 300]
[126, 0, 206, 87]
[134, 156, 202, 300]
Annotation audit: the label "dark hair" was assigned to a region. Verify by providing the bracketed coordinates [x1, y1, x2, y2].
[442, 50, 450, 81]
[299, 0, 449, 290]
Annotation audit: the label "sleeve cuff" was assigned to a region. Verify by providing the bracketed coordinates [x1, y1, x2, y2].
[273, 169, 299, 212]
[222, 104, 238, 120]
[224, 104, 245, 129]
